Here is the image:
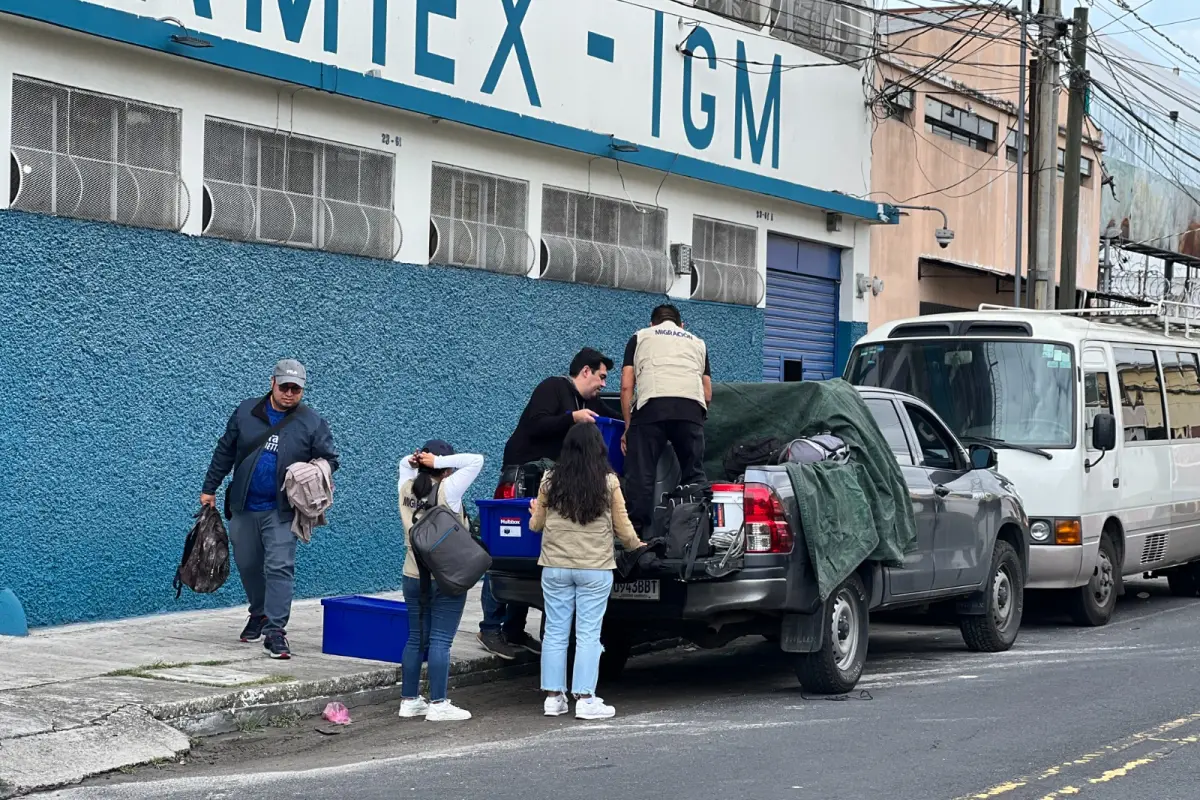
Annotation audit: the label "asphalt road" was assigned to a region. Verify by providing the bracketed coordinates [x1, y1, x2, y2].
[43, 579, 1200, 800]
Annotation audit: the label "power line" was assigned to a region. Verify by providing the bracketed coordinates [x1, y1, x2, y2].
[1106, 0, 1200, 72]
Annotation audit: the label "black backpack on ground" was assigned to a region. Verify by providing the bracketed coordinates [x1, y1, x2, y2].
[722, 437, 783, 481]
[174, 505, 231, 599]
[409, 483, 492, 596]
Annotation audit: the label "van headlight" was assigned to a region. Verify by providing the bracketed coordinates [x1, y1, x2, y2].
[1030, 520, 1051, 542]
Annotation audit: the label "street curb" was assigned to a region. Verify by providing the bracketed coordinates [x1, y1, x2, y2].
[162, 638, 682, 737]
[0, 637, 685, 796]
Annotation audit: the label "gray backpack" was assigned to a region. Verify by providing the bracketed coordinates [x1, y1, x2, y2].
[778, 433, 850, 465]
[409, 483, 492, 596]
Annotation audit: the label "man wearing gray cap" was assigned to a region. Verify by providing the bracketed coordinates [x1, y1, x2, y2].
[201, 359, 339, 659]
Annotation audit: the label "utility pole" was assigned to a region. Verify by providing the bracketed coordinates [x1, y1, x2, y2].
[1058, 6, 1089, 310]
[1028, 0, 1063, 309]
[1013, 0, 1030, 307]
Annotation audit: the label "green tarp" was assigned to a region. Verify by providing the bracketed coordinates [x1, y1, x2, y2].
[702, 380, 918, 601]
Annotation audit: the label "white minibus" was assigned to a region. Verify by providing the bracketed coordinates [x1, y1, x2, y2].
[846, 303, 1200, 625]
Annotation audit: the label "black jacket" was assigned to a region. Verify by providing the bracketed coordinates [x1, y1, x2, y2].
[501, 377, 620, 466]
[202, 395, 339, 521]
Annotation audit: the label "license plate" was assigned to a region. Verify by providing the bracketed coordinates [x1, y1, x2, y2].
[611, 579, 660, 601]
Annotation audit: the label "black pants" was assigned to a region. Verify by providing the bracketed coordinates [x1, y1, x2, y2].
[624, 419, 707, 533]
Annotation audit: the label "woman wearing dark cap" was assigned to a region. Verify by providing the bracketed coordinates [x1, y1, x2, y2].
[397, 440, 484, 722]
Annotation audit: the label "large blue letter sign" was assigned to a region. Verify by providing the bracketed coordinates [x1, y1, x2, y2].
[682, 26, 716, 151]
[734, 41, 782, 169]
[415, 0, 457, 83]
[481, 0, 541, 107]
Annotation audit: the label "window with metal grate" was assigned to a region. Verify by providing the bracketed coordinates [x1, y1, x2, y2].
[202, 118, 399, 260]
[429, 164, 531, 275]
[539, 186, 671, 293]
[8, 76, 185, 231]
[691, 215, 762, 306]
[769, 0, 875, 67]
[694, 0, 772, 29]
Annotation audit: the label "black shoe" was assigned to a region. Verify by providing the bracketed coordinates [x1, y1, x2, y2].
[477, 631, 520, 661]
[264, 631, 291, 660]
[240, 615, 268, 643]
[506, 630, 542, 655]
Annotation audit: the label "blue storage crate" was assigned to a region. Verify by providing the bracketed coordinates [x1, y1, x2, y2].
[476, 498, 540, 558]
[596, 416, 626, 475]
[321, 595, 411, 663]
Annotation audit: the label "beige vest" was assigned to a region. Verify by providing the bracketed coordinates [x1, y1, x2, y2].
[632, 321, 708, 410]
[399, 480, 466, 580]
[538, 474, 620, 571]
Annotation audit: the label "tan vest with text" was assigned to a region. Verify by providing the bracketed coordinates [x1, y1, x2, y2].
[632, 321, 707, 410]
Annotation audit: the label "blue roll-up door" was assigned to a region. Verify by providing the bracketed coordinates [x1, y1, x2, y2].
[763, 234, 842, 382]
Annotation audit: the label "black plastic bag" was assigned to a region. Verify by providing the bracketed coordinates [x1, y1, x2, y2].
[174, 505, 231, 598]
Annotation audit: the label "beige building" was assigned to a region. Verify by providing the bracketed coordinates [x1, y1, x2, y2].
[868, 7, 1104, 328]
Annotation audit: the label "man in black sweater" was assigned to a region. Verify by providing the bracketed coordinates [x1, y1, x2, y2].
[501, 347, 620, 466]
[478, 347, 619, 660]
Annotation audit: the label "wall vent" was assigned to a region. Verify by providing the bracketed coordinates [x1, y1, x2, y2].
[691, 216, 762, 306]
[429, 163, 531, 275]
[9, 76, 186, 231]
[202, 117, 400, 260]
[539, 186, 671, 293]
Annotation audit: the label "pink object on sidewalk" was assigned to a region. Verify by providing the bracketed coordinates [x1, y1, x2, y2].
[322, 702, 352, 725]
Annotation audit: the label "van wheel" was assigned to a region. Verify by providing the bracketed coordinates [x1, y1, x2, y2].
[1067, 534, 1118, 626]
[794, 574, 868, 694]
[1167, 564, 1200, 597]
[960, 540, 1024, 652]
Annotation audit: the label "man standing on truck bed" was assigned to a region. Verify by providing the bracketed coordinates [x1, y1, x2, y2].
[621, 304, 712, 534]
[478, 347, 619, 661]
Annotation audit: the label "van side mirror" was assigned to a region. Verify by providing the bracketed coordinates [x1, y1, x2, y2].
[969, 444, 998, 470]
[1092, 413, 1117, 452]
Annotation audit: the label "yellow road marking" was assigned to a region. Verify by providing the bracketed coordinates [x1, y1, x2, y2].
[953, 711, 1200, 800]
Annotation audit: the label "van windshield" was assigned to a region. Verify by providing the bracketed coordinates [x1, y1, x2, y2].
[847, 339, 1076, 448]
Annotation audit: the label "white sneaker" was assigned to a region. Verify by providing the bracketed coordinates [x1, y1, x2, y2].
[575, 697, 616, 720]
[543, 694, 569, 717]
[398, 697, 429, 718]
[426, 700, 472, 722]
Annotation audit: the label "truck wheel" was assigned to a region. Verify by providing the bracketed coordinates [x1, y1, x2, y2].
[599, 621, 634, 681]
[794, 574, 868, 694]
[1067, 534, 1118, 627]
[960, 539, 1024, 652]
[1167, 563, 1200, 597]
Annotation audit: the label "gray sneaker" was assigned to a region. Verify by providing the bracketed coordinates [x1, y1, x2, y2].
[477, 631, 520, 661]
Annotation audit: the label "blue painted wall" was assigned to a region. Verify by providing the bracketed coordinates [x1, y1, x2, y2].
[0, 212, 764, 627]
[834, 320, 868, 378]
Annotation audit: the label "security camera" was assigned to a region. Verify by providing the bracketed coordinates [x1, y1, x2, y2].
[935, 228, 955, 249]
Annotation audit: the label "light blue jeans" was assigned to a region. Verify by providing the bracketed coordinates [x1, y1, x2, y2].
[540, 567, 614, 696]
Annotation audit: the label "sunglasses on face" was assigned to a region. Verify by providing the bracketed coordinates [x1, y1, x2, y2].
[277, 383, 304, 395]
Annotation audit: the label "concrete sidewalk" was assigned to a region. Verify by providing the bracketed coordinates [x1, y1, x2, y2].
[0, 587, 541, 797]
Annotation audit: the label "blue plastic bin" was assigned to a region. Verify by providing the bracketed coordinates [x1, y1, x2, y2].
[321, 595, 410, 663]
[596, 416, 626, 475]
[476, 498, 540, 558]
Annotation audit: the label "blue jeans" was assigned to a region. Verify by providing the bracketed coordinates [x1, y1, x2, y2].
[540, 567, 614, 696]
[401, 576, 467, 702]
[228, 509, 296, 634]
[479, 574, 529, 638]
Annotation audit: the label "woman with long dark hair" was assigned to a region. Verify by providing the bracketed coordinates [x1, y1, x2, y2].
[397, 440, 483, 722]
[529, 423, 641, 720]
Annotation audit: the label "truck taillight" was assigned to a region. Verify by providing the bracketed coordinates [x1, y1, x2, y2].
[494, 483, 517, 500]
[743, 483, 793, 554]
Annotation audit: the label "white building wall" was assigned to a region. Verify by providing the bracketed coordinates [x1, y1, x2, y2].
[0, 0, 881, 314]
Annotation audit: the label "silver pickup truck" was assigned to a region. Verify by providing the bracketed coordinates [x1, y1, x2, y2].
[487, 386, 1030, 693]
